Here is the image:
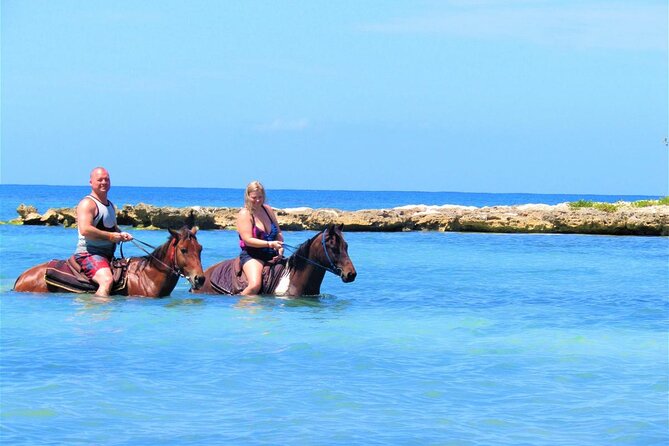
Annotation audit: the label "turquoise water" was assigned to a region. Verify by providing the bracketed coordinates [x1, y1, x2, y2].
[1, 187, 668, 445]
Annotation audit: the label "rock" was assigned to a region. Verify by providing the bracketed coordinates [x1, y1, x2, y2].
[118, 203, 154, 227]
[7, 202, 669, 236]
[17, 204, 38, 219]
[210, 208, 237, 230]
[22, 212, 44, 225]
[343, 209, 407, 231]
[57, 208, 77, 227]
[40, 209, 62, 226]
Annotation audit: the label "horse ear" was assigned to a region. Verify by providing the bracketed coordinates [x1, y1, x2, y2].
[326, 224, 335, 236]
[168, 227, 180, 239]
[190, 226, 199, 235]
[337, 223, 344, 232]
[186, 210, 196, 229]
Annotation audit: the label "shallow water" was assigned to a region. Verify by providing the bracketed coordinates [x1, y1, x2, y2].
[1, 223, 667, 445]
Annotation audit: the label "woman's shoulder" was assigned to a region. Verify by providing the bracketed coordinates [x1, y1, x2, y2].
[263, 203, 279, 217]
[262, 204, 281, 227]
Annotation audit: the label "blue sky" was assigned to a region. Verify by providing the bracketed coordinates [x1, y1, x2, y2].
[2, 0, 667, 195]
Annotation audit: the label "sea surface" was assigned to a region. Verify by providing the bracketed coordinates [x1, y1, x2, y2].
[0, 184, 661, 222]
[1, 185, 667, 445]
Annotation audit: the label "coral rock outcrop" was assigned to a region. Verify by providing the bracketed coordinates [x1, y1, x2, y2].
[7, 202, 669, 236]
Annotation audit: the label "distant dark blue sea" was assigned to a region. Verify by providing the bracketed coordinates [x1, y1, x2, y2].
[0, 184, 660, 222]
[1, 184, 667, 445]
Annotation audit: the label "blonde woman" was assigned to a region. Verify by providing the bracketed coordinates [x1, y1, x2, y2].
[236, 181, 284, 295]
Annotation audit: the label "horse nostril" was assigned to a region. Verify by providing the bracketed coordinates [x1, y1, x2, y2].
[342, 271, 356, 282]
[196, 276, 205, 286]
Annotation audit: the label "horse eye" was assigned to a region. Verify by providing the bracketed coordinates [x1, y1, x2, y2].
[180, 248, 187, 254]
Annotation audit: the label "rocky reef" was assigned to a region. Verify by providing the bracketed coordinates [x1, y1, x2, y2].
[8, 202, 669, 236]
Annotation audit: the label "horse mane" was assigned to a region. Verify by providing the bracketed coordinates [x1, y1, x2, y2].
[287, 232, 321, 271]
[149, 237, 173, 260]
[135, 227, 192, 269]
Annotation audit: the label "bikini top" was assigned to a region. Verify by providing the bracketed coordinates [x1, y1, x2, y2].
[239, 205, 279, 250]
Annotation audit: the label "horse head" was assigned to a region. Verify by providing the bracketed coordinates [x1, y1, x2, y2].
[322, 224, 357, 283]
[168, 226, 205, 290]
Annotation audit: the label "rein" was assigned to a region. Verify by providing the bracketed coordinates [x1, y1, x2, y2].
[122, 238, 186, 279]
[282, 231, 341, 276]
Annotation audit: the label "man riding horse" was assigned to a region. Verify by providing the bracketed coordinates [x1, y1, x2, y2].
[73, 166, 133, 296]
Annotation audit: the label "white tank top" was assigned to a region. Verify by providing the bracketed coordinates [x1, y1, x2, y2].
[75, 195, 117, 257]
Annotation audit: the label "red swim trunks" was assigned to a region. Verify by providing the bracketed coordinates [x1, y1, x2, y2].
[74, 253, 112, 280]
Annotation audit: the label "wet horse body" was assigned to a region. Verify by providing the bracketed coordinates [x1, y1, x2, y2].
[14, 227, 205, 298]
[196, 224, 356, 297]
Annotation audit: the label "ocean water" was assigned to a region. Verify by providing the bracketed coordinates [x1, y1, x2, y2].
[0, 184, 660, 222]
[1, 186, 667, 445]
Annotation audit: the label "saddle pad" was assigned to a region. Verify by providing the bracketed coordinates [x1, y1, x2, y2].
[209, 257, 287, 295]
[208, 258, 244, 295]
[44, 256, 129, 294]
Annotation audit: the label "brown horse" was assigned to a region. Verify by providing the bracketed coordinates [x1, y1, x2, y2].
[195, 224, 356, 297]
[14, 226, 205, 298]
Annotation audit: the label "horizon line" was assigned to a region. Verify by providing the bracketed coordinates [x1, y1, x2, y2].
[0, 183, 663, 198]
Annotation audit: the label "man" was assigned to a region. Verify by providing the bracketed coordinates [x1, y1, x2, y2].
[74, 167, 133, 296]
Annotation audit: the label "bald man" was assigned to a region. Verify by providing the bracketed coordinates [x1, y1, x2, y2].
[73, 167, 133, 296]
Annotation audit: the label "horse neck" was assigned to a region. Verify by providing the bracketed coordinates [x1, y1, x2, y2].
[136, 239, 179, 297]
[288, 236, 327, 296]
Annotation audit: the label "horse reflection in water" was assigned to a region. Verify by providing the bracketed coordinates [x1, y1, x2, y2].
[195, 224, 356, 297]
[14, 226, 205, 298]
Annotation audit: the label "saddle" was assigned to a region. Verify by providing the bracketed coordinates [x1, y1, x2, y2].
[209, 257, 287, 295]
[44, 256, 130, 294]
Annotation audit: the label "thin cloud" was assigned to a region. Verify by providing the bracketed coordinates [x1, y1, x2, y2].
[360, 2, 667, 51]
[256, 118, 310, 132]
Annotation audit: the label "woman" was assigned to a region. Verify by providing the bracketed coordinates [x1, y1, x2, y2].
[237, 181, 284, 295]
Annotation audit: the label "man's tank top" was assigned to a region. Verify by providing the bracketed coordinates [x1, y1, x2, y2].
[75, 195, 117, 258]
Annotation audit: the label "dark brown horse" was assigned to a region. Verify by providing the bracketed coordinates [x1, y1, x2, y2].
[195, 224, 356, 297]
[14, 226, 205, 298]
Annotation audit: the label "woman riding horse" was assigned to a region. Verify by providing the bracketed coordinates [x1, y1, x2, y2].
[195, 224, 356, 297]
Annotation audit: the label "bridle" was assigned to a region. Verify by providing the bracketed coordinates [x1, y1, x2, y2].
[320, 230, 341, 275]
[283, 229, 342, 276]
[122, 238, 188, 279]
